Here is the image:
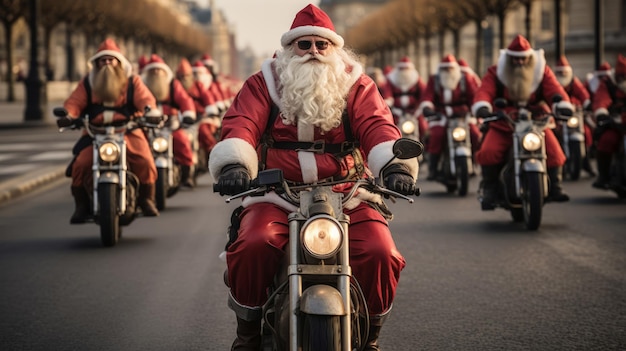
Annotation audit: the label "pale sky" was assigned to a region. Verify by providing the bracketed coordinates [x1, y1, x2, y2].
[212, 0, 320, 57]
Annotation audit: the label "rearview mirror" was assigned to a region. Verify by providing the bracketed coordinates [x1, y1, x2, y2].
[392, 138, 423, 159]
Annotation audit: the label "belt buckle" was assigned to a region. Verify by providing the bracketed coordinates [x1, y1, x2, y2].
[297, 140, 325, 154]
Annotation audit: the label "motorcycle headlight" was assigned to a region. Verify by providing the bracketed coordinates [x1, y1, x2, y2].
[401, 120, 416, 134]
[98, 142, 120, 163]
[152, 137, 169, 153]
[452, 127, 467, 141]
[566, 117, 579, 129]
[522, 132, 542, 151]
[301, 215, 343, 260]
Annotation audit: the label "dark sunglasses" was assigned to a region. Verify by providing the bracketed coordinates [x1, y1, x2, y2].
[295, 40, 330, 51]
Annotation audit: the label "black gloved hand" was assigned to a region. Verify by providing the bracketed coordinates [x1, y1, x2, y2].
[476, 106, 491, 118]
[182, 116, 195, 125]
[144, 115, 163, 125]
[56, 116, 73, 128]
[596, 114, 610, 124]
[217, 164, 251, 195]
[383, 163, 416, 196]
[558, 108, 573, 117]
[422, 107, 436, 117]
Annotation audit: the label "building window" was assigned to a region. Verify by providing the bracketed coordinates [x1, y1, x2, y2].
[541, 9, 552, 31]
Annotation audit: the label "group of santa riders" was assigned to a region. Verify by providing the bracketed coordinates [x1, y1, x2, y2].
[58, 33, 626, 225]
[369, 34, 626, 206]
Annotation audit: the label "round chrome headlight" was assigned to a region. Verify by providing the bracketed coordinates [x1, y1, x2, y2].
[98, 142, 120, 162]
[452, 127, 467, 141]
[301, 215, 343, 260]
[566, 117, 579, 128]
[401, 120, 416, 134]
[152, 137, 169, 153]
[522, 132, 542, 151]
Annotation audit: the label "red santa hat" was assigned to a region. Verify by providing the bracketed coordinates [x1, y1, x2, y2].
[201, 53, 214, 67]
[192, 60, 209, 74]
[176, 58, 193, 76]
[457, 58, 469, 68]
[142, 54, 173, 81]
[554, 55, 572, 73]
[383, 65, 393, 75]
[396, 56, 415, 69]
[505, 34, 534, 57]
[281, 4, 344, 48]
[438, 54, 459, 69]
[137, 55, 148, 74]
[615, 54, 626, 75]
[89, 38, 132, 76]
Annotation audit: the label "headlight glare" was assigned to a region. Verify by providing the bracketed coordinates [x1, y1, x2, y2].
[522, 132, 542, 151]
[452, 127, 467, 141]
[99, 142, 120, 162]
[566, 117, 579, 128]
[401, 120, 416, 134]
[301, 216, 343, 259]
[152, 137, 169, 153]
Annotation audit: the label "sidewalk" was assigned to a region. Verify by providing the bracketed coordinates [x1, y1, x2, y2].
[0, 101, 68, 205]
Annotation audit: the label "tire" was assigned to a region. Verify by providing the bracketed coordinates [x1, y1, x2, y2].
[521, 172, 544, 230]
[455, 157, 469, 196]
[302, 314, 341, 351]
[98, 183, 120, 247]
[566, 141, 583, 181]
[510, 208, 524, 222]
[155, 168, 168, 211]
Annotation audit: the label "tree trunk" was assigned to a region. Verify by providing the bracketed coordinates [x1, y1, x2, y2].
[4, 22, 16, 101]
[474, 19, 484, 76]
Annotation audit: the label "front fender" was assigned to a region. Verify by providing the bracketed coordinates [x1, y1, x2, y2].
[454, 146, 472, 157]
[521, 159, 545, 173]
[300, 285, 346, 316]
[98, 172, 120, 184]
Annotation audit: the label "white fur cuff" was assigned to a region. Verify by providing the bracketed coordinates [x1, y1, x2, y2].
[209, 138, 259, 179]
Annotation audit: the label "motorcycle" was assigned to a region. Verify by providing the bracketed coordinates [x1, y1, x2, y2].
[425, 110, 473, 196]
[554, 107, 586, 180]
[143, 110, 181, 211]
[393, 108, 423, 162]
[479, 98, 567, 230]
[215, 138, 422, 351]
[596, 117, 626, 198]
[55, 107, 153, 246]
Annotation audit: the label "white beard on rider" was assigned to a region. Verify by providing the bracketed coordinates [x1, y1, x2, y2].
[504, 54, 535, 103]
[275, 46, 355, 132]
[144, 69, 171, 102]
[195, 71, 213, 90]
[179, 74, 194, 91]
[394, 67, 419, 92]
[439, 66, 462, 91]
[93, 63, 128, 104]
[556, 68, 573, 88]
[618, 79, 626, 93]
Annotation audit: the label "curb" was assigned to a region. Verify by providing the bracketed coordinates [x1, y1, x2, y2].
[0, 165, 67, 205]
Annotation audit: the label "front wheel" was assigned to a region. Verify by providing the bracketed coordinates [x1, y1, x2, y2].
[521, 172, 544, 230]
[155, 167, 168, 211]
[98, 183, 120, 247]
[455, 157, 470, 196]
[566, 141, 583, 181]
[302, 314, 341, 351]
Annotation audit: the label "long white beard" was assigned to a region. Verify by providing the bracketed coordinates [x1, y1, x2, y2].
[395, 69, 418, 91]
[196, 72, 212, 90]
[439, 68, 461, 90]
[505, 56, 535, 103]
[144, 73, 170, 101]
[556, 70, 573, 88]
[275, 49, 353, 132]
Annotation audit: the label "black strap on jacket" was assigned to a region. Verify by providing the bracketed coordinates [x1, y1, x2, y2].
[259, 103, 358, 170]
[80, 75, 137, 119]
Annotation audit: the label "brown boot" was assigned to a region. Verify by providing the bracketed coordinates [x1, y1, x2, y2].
[231, 317, 261, 350]
[364, 317, 385, 351]
[181, 165, 195, 188]
[138, 183, 159, 216]
[70, 186, 91, 224]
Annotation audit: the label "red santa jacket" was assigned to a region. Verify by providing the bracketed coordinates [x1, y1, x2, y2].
[471, 58, 573, 120]
[387, 72, 427, 115]
[156, 79, 196, 122]
[592, 79, 626, 122]
[64, 75, 155, 125]
[208, 58, 419, 210]
[418, 72, 479, 118]
[182, 80, 219, 117]
[563, 76, 591, 109]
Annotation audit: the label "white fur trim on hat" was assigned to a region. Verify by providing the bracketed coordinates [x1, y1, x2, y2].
[89, 50, 132, 77]
[142, 62, 174, 82]
[281, 25, 344, 48]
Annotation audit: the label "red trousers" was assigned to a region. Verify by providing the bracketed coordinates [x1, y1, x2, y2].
[226, 202, 406, 316]
[198, 123, 218, 153]
[172, 129, 194, 166]
[596, 128, 624, 153]
[476, 122, 566, 167]
[72, 129, 157, 188]
[427, 123, 481, 155]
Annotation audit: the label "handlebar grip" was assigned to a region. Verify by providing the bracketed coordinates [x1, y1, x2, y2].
[414, 187, 421, 196]
[213, 183, 221, 193]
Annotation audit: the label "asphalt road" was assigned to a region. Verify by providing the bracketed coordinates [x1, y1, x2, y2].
[0, 170, 625, 350]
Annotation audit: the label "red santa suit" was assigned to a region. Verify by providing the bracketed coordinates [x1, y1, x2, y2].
[592, 54, 626, 154]
[418, 55, 482, 155]
[63, 39, 157, 189]
[554, 55, 593, 148]
[471, 36, 573, 168]
[208, 6, 418, 318]
[191, 60, 222, 154]
[387, 56, 428, 137]
[142, 55, 196, 167]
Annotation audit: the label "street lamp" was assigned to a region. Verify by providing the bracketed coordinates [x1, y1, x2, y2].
[24, 0, 46, 122]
